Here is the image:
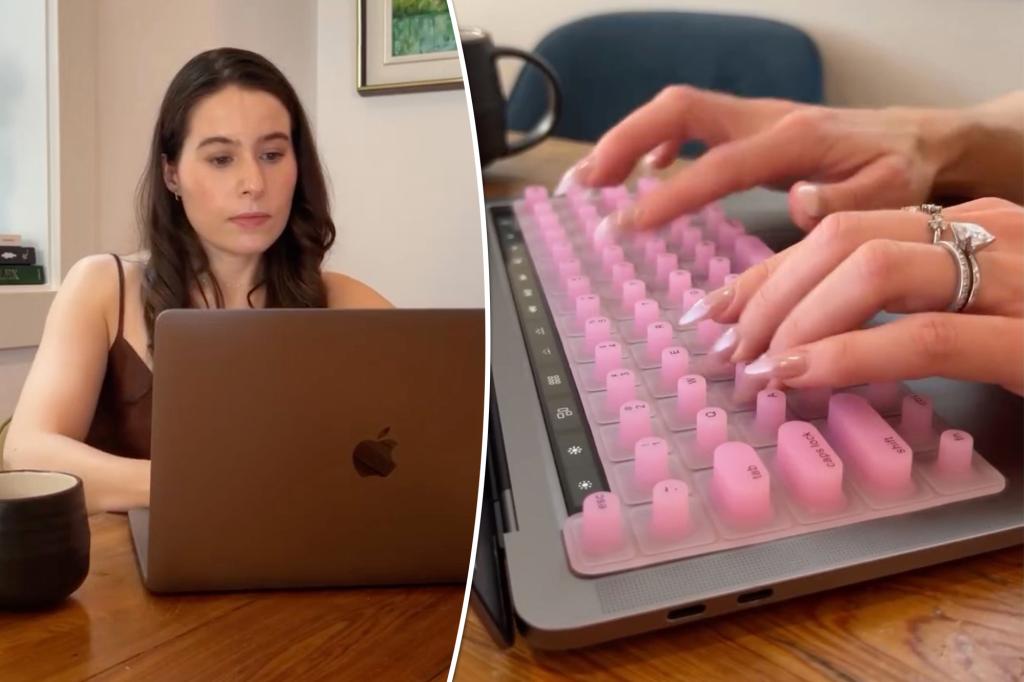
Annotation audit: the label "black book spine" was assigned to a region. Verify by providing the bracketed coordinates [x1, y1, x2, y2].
[0, 246, 36, 266]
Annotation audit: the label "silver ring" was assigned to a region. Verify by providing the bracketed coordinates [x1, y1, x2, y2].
[901, 203, 948, 243]
[964, 250, 981, 312]
[937, 240, 971, 312]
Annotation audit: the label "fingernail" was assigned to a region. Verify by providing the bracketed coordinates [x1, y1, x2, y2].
[677, 286, 735, 326]
[745, 350, 808, 380]
[710, 326, 739, 356]
[640, 150, 660, 175]
[794, 183, 822, 219]
[593, 206, 639, 243]
[554, 155, 595, 196]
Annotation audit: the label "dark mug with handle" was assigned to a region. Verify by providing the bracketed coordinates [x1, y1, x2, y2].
[460, 28, 562, 167]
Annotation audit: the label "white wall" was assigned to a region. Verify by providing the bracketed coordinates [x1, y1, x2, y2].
[453, 0, 1024, 108]
[316, 0, 483, 309]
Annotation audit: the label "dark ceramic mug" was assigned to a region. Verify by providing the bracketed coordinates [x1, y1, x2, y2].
[460, 27, 562, 167]
[0, 470, 90, 609]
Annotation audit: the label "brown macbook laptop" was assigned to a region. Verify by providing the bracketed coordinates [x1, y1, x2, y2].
[128, 308, 485, 593]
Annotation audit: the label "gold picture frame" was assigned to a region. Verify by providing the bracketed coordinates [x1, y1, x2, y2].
[357, 0, 464, 96]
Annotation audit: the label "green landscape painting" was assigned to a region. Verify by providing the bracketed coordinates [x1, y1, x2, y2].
[392, 0, 456, 57]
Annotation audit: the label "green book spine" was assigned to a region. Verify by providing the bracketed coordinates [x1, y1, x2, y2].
[0, 265, 46, 285]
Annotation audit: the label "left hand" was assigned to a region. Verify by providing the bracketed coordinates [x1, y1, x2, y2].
[700, 198, 1024, 395]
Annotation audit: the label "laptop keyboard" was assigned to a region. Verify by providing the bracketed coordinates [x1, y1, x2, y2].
[492, 180, 1006, 578]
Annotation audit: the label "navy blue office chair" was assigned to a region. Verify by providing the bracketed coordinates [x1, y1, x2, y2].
[507, 12, 823, 153]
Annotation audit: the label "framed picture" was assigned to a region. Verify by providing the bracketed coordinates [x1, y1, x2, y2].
[357, 0, 464, 95]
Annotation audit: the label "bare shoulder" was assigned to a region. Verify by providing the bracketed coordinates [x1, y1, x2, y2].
[322, 272, 393, 309]
[52, 254, 122, 344]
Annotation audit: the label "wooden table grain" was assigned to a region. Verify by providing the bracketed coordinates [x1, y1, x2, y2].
[0, 513, 462, 681]
[457, 137, 1024, 681]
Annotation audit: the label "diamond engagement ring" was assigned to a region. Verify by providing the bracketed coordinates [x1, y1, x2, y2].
[947, 221, 996, 312]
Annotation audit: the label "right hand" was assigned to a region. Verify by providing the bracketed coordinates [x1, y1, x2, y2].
[570, 85, 957, 231]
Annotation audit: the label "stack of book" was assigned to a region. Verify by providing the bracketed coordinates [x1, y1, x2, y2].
[0, 235, 45, 285]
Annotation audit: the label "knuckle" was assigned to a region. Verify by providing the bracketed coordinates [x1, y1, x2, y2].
[912, 314, 959, 363]
[656, 84, 696, 111]
[814, 211, 863, 250]
[852, 239, 899, 284]
[777, 106, 829, 135]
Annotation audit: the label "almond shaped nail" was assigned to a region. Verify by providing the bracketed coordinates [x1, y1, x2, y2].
[709, 326, 739, 356]
[744, 351, 808, 380]
[677, 286, 735, 327]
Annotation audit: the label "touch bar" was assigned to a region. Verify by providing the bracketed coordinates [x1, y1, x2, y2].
[491, 204, 609, 514]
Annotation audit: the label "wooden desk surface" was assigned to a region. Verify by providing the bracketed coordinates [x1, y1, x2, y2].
[0, 513, 461, 680]
[458, 137, 1024, 681]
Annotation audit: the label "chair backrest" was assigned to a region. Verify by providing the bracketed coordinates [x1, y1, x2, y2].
[507, 12, 823, 147]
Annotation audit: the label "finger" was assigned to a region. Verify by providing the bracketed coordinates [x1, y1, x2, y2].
[586, 86, 796, 188]
[731, 210, 935, 363]
[768, 240, 994, 354]
[625, 119, 827, 229]
[746, 313, 1024, 395]
[640, 139, 683, 172]
[788, 155, 919, 230]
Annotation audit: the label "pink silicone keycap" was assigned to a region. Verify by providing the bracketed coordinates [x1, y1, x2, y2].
[566, 275, 591, 300]
[594, 341, 623, 384]
[584, 316, 612, 351]
[707, 256, 731, 289]
[681, 288, 706, 318]
[827, 393, 912, 493]
[558, 257, 582, 283]
[733, 361, 768, 405]
[581, 491, 627, 556]
[611, 262, 636, 291]
[694, 240, 716, 277]
[733, 235, 773, 270]
[655, 252, 679, 287]
[633, 298, 660, 334]
[697, 407, 728, 460]
[602, 244, 625, 273]
[551, 239, 574, 263]
[644, 321, 673, 361]
[936, 429, 973, 476]
[899, 393, 933, 443]
[864, 382, 902, 411]
[523, 185, 549, 206]
[661, 346, 689, 385]
[717, 221, 745, 254]
[636, 176, 662, 196]
[711, 442, 773, 526]
[668, 270, 693, 303]
[650, 479, 692, 540]
[605, 368, 637, 413]
[754, 389, 787, 435]
[776, 421, 846, 513]
[681, 226, 702, 259]
[633, 437, 671, 490]
[619, 400, 653, 448]
[724, 273, 739, 286]
[644, 238, 667, 270]
[697, 319, 723, 349]
[575, 294, 601, 325]
[622, 279, 647, 313]
[677, 375, 707, 421]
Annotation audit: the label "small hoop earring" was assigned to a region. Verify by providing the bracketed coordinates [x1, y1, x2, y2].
[174, 192, 181, 203]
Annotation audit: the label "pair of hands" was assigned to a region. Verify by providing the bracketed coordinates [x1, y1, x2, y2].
[564, 86, 1024, 394]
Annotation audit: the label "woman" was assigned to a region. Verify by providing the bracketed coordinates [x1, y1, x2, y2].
[559, 87, 1024, 394]
[3, 48, 391, 512]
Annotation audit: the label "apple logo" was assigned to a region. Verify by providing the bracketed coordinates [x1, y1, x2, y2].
[353, 426, 398, 477]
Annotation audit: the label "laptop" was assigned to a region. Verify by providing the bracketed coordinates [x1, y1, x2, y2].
[128, 308, 485, 593]
[474, 183, 1024, 649]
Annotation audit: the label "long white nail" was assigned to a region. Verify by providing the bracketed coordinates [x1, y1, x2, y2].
[640, 150, 660, 175]
[553, 165, 579, 197]
[710, 326, 738, 355]
[677, 286, 734, 327]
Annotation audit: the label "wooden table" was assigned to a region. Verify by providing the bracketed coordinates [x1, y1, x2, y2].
[456, 137, 1024, 681]
[0, 514, 461, 680]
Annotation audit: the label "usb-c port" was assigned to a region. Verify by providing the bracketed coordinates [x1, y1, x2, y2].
[666, 603, 706, 621]
[737, 588, 773, 604]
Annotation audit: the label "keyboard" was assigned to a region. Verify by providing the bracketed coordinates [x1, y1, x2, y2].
[491, 179, 1006, 578]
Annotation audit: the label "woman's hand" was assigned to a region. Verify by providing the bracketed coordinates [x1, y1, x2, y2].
[560, 86, 1024, 233]
[690, 198, 1024, 395]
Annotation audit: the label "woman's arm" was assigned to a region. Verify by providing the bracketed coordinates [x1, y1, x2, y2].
[2, 256, 150, 513]
[928, 91, 1024, 203]
[324, 272, 393, 309]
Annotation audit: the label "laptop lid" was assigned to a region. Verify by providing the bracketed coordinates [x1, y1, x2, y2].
[142, 308, 485, 592]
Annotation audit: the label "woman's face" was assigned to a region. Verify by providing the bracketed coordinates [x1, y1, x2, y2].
[164, 85, 298, 258]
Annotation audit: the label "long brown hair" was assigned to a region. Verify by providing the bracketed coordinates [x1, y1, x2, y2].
[137, 47, 334, 350]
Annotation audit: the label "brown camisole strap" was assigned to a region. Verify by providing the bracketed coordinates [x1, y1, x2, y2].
[112, 253, 126, 340]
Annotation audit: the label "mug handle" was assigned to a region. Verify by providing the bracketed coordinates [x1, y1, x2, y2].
[492, 47, 562, 155]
